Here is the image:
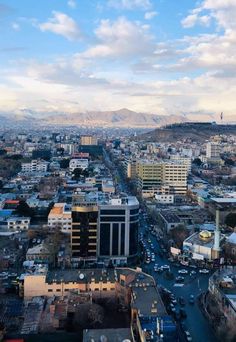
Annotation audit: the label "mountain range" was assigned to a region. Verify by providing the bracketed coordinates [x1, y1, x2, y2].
[0, 108, 235, 128]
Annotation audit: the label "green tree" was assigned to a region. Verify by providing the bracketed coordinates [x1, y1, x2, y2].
[192, 158, 202, 166]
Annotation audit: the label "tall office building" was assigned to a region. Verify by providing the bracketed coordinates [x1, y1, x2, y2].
[98, 196, 139, 265]
[71, 191, 139, 266]
[71, 191, 98, 261]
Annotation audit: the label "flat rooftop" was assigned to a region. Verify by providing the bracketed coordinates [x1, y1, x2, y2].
[83, 328, 132, 342]
[132, 286, 167, 317]
[184, 232, 215, 248]
[160, 210, 180, 224]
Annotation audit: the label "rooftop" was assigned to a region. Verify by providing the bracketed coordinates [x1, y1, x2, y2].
[83, 328, 132, 342]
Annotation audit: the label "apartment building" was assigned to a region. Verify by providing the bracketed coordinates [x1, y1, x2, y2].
[170, 155, 192, 174]
[206, 142, 221, 159]
[124, 157, 137, 179]
[48, 203, 72, 233]
[136, 159, 188, 197]
[69, 158, 89, 172]
[7, 216, 30, 231]
[21, 159, 49, 173]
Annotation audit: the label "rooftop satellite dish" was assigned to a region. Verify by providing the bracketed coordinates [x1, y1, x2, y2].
[79, 273, 85, 280]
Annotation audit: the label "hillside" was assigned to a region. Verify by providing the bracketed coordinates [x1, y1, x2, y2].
[138, 122, 236, 143]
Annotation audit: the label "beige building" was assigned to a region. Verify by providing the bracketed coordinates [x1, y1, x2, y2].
[48, 203, 72, 233]
[136, 159, 188, 197]
[80, 135, 98, 146]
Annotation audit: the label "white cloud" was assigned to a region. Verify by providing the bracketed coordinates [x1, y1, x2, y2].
[68, 0, 76, 9]
[108, 0, 151, 10]
[12, 22, 20, 31]
[82, 17, 154, 59]
[144, 11, 158, 20]
[182, 13, 211, 28]
[39, 11, 81, 41]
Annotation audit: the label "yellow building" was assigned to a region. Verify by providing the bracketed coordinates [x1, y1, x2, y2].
[136, 159, 188, 196]
[80, 135, 98, 146]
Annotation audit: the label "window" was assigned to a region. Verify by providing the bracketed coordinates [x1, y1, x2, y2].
[100, 209, 125, 215]
[48, 289, 53, 292]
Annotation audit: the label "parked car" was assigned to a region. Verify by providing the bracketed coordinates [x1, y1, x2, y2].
[199, 268, 209, 274]
[176, 276, 184, 283]
[178, 269, 188, 274]
[185, 331, 193, 341]
[189, 294, 195, 304]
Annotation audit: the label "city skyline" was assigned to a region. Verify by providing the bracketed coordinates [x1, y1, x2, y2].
[0, 0, 236, 121]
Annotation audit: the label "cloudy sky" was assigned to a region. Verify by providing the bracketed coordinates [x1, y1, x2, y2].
[0, 0, 236, 120]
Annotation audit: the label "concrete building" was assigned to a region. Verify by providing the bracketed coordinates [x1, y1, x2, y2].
[136, 159, 188, 197]
[21, 159, 49, 173]
[26, 243, 52, 264]
[69, 158, 89, 172]
[48, 203, 72, 233]
[158, 210, 180, 232]
[183, 230, 225, 261]
[209, 267, 236, 325]
[80, 135, 98, 146]
[206, 142, 221, 159]
[7, 216, 30, 231]
[71, 191, 140, 265]
[170, 155, 192, 174]
[71, 191, 98, 262]
[21, 267, 176, 341]
[98, 196, 139, 265]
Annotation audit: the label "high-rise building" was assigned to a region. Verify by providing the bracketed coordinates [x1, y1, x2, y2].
[71, 191, 139, 265]
[71, 191, 98, 262]
[98, 196, 139, 265]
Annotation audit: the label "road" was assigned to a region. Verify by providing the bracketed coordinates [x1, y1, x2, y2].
[139, 213, 217, 342]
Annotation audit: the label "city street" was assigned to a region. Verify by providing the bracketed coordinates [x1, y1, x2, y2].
[139, 213, 217, 342]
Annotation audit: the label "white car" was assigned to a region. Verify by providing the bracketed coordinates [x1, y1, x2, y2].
[199, 268, 209, 274]
[178, 269, 188, 274]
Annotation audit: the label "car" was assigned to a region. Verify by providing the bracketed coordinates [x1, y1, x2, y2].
[185, 331, 193, 341]
[178, 269, 188, 274]
[199, 268, 209, 274]
[190, 270, 197, 276]
[176, 276, 184, 283]
[189, 295, 194, 304]
[179, 297, 185, 306]
[157, 267, 164, 273]
[162, 265, 170, 271]
[171, 299, 177, 305]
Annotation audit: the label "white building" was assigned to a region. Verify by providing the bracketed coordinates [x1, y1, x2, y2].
[21, 159, 49, 173]
[48, 203, 72, 233]
[7, 217, 30, 231]
[206, 142, 221, 159]
[155, 194, 174, 204]
[69, 158, 89, 172]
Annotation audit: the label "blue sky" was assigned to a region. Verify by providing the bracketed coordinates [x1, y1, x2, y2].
[0, 0, 235, 121]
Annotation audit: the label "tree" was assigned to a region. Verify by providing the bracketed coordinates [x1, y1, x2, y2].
[16, 200, 34, 217]
[0, 149, 7, 156]
[60, 158, 70, 169]
[72, 168, 83, 181]
[192, 158, 202, 166]
[225, 213, 236, 228]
